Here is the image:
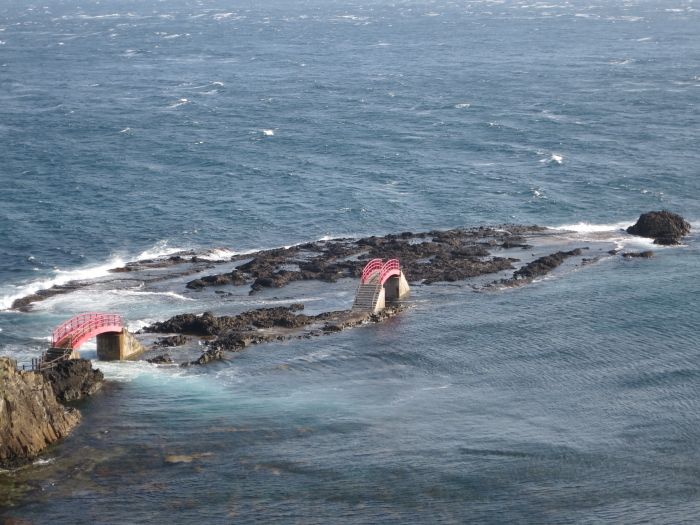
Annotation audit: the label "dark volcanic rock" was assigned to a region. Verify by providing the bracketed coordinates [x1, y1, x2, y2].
[1, 357, 82, 469]
[622, 251, 654, 258]
[208, 332, 276, 352]
[153, 335, 191, 348]
[10, 282, 88, 312]
[490, 249, 584, 289]
[40, 358, 105, 403]
[144, 305, 308, 336]
[186, 224, 549, 295]
[181, 349, 227, 367]
[144, 311, 232, 336]
[147, 354, 174, 364]
[186, 270, 247, 290]
[626, 211, 691, 245]
[513, 249, 582, 280]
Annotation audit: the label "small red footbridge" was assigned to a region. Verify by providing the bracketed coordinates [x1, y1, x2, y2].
[361, 258, 402, 285]
[353, 258, 408, 312]
[52, 313, 124, 350]
[18, 313, 125, 372]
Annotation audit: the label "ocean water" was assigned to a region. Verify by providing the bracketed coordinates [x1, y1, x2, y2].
[1, 0, 699, 522]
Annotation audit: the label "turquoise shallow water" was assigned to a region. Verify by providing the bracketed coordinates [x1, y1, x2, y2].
[1, 0, 699, 522]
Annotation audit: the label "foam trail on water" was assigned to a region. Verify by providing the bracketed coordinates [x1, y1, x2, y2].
[550, 221, 634, 233]
[0, 239, 198, 311]
[136, 240, 188, 260]
[197, 248, 236, 261]
[0, 256, 125, 311]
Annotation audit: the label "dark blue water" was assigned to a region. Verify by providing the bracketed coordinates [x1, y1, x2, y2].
[1, 0, 699, 522]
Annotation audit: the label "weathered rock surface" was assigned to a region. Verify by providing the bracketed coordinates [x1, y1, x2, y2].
[40, 359, 105, 403]
[10, 225, 550, 310]
[173, 225, 546, 296]
[153, 335, 191, 348]
[186, 270, 247, 290]
[513, 249, 583, 280]
[0, 357, 82, 469]
[626, 211, 691, 245]
[490, 249, 584, 288]
[144, 304, 307, 336]
[181, 349, 227, 367]
[622, 251, 654, 258]
[147, 354, 174, 364]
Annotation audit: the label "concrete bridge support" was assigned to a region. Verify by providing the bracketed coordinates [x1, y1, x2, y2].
[97, 329, 146, 361]
[383, 273, 410, 301]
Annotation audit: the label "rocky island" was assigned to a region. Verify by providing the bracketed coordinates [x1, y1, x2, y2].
[0, 212, 691, 469]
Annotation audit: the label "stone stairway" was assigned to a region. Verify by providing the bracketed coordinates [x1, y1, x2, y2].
[352, 282, 382, 312]
[42, 347, 73, 364]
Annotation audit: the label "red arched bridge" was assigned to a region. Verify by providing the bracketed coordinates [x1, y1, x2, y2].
[360, 258, 402, 286]
[354, 258, 409, 312]
[18, 313, 129, 371]
[52, 313, 124, 350]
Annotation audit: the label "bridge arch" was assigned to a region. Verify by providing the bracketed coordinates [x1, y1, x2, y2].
[354, 259, 410, 312]
[52, 313, 123, 350]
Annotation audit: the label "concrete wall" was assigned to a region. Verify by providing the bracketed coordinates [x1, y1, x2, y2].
[96, 329, 145, 361]
[374, 287, 386, 312]
[384, 273, 410, 300]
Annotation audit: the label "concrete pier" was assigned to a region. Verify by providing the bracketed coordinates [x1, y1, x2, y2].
[97, 328, 146, 360]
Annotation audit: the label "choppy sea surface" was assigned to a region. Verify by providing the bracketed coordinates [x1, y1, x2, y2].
[1, 0, 699, 522]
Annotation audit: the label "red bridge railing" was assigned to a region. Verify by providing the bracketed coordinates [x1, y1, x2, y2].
[379, 259, 401, 285]
[361, 258, 384, 283]
[52, 313, 123, 348]
[360, 258, 402, 285]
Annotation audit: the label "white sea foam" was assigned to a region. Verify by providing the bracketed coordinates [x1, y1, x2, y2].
[0, 256, 125, 311]
[540, 153, 563, 164]
[0, 239, 193, 311]
[169, 98, 189, 108]
[550, 221, 633, 233]
[197, 248, 236, 261]
[136, 240, 186, 260]
[263, 129, 275, 136]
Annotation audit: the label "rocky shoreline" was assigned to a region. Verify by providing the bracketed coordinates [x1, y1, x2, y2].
[0, 359, 104, 470]
[1, 212, 690, 469]
[142, 304, 407, 367]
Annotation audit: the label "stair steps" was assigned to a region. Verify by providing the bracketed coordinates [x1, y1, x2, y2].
[352, 282, 382, 312]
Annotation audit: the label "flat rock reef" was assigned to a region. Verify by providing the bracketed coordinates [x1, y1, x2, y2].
[10, 224, 556, 312]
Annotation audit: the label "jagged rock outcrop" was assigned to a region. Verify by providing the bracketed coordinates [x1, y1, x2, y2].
[40, 359, 105, 403]
[181, 349, 227, 367]
[186, 270, 247, 290]
[513, 249, 583, 280]
[490, 249, 584, 288]
[626, 211, 691, 245]
[622, 251, 654, 258]
[153, 335, 191, 348]
[147, 354, 174, 364]
[0, 357, 82, 469]
[144, 305, 307, 336]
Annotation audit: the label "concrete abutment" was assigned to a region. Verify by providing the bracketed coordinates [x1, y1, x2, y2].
[96, 328, 146, 360]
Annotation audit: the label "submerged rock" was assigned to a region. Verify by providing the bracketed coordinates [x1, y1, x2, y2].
[0, 357, 82, 469]
[153, 335, 191, 348]
[147, 354, 174, 364]
[181, 349, 227, 367]
[626, 211, 691, 245]
[513, 249, 582, 280]
[622, 251, 654, 259]
[144, 305, 307, 336]
[186, 270, 247, 290]
[40, 358, 105, 403]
